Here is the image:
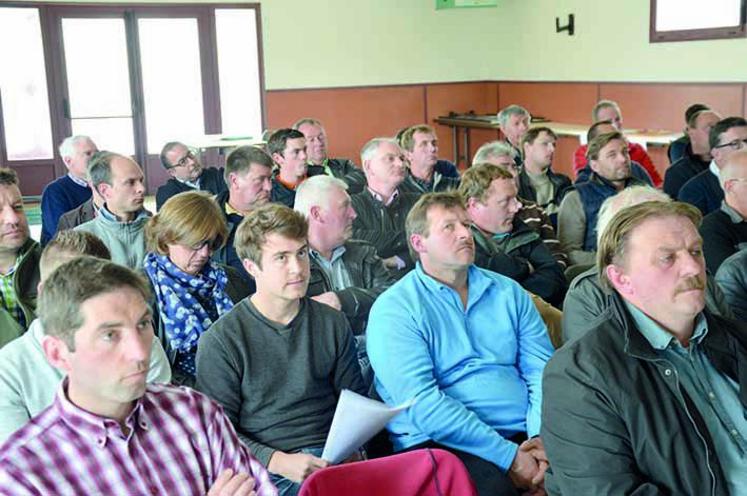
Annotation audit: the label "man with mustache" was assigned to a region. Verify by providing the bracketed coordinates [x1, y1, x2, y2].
[212, 145, 273, 288]
[0, 169, 40, 347]
[196, 204, 365, 496]
[75, 152, 150, 269]
[155, 141, 227, 210]
[367, 192, 554, 496]
[542, 201, 747, 495]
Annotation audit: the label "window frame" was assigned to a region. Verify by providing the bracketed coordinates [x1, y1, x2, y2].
[650, 0, 747, 43]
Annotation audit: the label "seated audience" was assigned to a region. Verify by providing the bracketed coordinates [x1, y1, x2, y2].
[75, 152, 150, 269]
[473, 140, 568, 269]
[0, 168, 40, 347]
[558, 131, 645, 266]
[367, 192, 554, 496]
[212, 145, 274, 288]
[542, 201, 747, 495]
[679, 116, 747, 215]
[296, 175, 394, 334]
[196, 204, 365, 496]
[461, 164, 566, 307]
[700, 149, 747, 274]
[269, 128, 318, 208]
[497, 104, 530, 168]
[575, 121, 653, 186]
[293, 118, 367, 193]
[562, 186, 732, 343]
[664, 107, 720, 198]
[56, 178, 103, 232]
[350, 138, 419, 274]
[0, 257, 276, 495]
[715, 249, 747, 321]
[518, 127, 571, 218]
[144, 191, 250, 386]
[155, 141, 227, 210]
[573, 100, 662, 186]
[667, 103, 712, 165]
[398, 125, 459, 195]
[395, 126, 460, 179]
[40, 135, 97, 245]
[0, 230, 170, 443]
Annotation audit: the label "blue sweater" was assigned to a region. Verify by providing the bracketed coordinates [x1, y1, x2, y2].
[367, 264, 553, 471]
[40, 175, 91, 245]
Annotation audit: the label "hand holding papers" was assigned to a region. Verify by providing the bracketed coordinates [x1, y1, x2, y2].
[321, 390, 412, 464]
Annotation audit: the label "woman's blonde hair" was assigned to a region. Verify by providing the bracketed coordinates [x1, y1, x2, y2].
[145, 191, 228, 255]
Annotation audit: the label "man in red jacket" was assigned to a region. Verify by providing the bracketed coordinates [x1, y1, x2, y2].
[573, 100, 662, 187]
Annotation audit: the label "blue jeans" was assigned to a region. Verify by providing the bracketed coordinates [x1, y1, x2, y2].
[269, 446, 325, 496]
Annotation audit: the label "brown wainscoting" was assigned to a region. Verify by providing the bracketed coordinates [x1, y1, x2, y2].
[498, 82, 599, 124]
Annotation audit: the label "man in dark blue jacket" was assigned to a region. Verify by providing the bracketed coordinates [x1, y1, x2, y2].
[156, 141, 227, 211]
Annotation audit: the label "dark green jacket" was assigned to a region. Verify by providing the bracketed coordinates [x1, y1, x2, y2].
[0, 239, 41, 348]
[543, 292, 745, 496]
[307, 239, 395, 334]
[472, 220, 566, 307]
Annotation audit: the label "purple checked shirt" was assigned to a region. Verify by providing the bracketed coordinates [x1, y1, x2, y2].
[0, 381, 277, 496]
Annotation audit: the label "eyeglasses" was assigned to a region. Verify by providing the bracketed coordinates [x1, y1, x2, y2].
[184, 238, 218, 252]
[713, 138, 747, 151]
[171, 150, 196, 168]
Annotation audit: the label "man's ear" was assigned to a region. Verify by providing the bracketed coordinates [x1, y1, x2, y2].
[95, 182, 110, 199]
[242, 258, 260, 278]
[605, 263, 632, 296]
[42, 335, 73, 373]
[271, 152, 284, 166]
[309, 205, 324, 223]
[589, 158, 599, 174]
[409, 233, 426, 256]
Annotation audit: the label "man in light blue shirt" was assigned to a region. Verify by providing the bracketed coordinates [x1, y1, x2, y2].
[367, 192, 554, 496]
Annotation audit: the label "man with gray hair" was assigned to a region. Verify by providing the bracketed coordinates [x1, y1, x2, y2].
[75, 152, 150, 269]
[40, 135, 98, 245]
[542, 200, 747, 495]
[0, 256, 276, 495]
[700, 149, 747, 274]
[497, 104, 530, 168]
[0, 230, 171, 443]
[350, 138, 419, 273]
[293, 118, 366, 194]
[563, 185, 732, 342]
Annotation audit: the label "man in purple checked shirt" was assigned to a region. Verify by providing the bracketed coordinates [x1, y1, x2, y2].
[0, 257, 277, 496]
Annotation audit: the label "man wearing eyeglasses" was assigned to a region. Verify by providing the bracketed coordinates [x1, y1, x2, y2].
[155, 142, 227, 211]
[679, 117, 747, 216]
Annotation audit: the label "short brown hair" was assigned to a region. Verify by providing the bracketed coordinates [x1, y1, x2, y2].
[41, 230, 111, 281]
[405, 192, 465, 261]
[400, 125, 436, 152]
[38, 257, 151, 350]
[0, 168, 19, 187]
[145, 191, 228, 256]
[597, 201, 702, 291]
[520, 127, 557, 159]
[586, 131, 625, 161]
[234, 203, 308, 267]
[459, 163, 514, 204]
[225, 145, 273, 183]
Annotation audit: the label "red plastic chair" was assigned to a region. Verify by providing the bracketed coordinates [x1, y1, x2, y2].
[298, 449, 478, 496]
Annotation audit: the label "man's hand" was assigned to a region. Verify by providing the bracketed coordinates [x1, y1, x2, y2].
[519, 437, 548, 487]
[508, 448, 540, 490]
[267, 451, 329, 483]
[207, 469, 256, 496]
[311, 292, 342, 311]
[382, 256, 402, 270]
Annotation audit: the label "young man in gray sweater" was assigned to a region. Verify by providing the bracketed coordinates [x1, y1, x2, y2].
[196, 203, 365, 496]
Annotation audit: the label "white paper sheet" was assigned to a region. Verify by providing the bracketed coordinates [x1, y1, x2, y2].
[321, 389, 412, 464]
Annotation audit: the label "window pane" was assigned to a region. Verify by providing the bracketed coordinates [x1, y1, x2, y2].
[216, 9, 263, 139]
[656, 0, 741, 31]
[0, 7, 54, 160]
[138, 18, 204, 154]
[72, 118, 135, 157]
[62, 18, 132, 117]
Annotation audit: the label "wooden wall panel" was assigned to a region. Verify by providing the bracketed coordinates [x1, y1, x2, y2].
[425, 82, 499, 163]
[599, 84, 744, 131]
[266, 86, 426, 164]
[498, 83, 599, 123]
[554, 136, 581, 179]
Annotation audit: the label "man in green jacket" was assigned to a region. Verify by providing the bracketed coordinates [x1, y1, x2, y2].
[542, 200, 747, 495]
[0, 168, 40, 348]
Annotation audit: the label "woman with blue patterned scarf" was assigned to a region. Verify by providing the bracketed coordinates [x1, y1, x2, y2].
[144, 191, 251, 385]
